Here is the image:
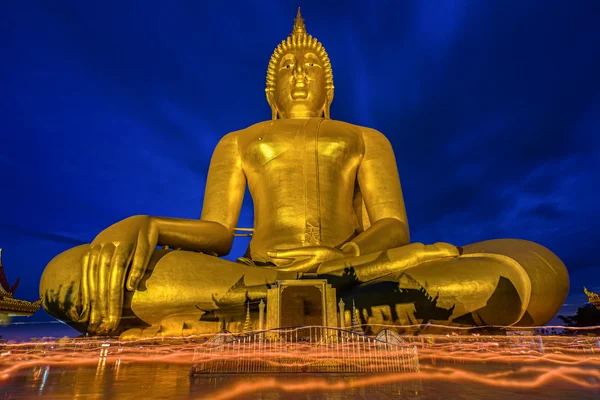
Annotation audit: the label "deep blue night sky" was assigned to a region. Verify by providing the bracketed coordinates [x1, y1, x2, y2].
[1, 0, 599, 338]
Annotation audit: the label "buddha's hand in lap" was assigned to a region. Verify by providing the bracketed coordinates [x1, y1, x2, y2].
[266, 246, 355, 273]
[79, 215, 158, 334]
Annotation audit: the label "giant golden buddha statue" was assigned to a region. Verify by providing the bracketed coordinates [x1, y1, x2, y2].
[40, 10, 569, 338]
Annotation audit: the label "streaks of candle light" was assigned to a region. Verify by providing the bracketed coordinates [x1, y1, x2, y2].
[0, 331, 598, 399]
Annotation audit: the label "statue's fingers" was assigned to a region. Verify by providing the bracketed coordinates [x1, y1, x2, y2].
[105, 244, 132, 332]
[267, 248, 312, 259]
[87, 245, 102, 332]
[274, 259, 314, 272]
[78, 250, 91, 322]
[126, 230, 151, 291]
[95, 245, 114, 326]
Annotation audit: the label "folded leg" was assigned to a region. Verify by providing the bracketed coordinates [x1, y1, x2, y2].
[319, 239, 567, 329]
[338, 254, 531, 330]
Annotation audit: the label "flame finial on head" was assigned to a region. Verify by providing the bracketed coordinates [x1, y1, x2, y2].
[292, 8, 306, 35]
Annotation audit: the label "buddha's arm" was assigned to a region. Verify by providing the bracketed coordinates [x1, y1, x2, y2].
[149, 218, 233, 256]
[152, 132, 246, 256]
[343, 128, 410, 256]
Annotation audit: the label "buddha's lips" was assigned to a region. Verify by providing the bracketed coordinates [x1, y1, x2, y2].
[291, 87, 308, 99]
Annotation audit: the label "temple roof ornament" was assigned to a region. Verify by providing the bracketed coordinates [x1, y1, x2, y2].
[351, 300, 363, 334]
[584, 287, 600, 309]
[0, 248, 42, 317]
[242, 301, 252, 333]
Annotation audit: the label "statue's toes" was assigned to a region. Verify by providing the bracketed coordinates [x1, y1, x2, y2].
[118, 326, 163, 339]
[157, 312, 206, 337]
[141, 326, 162, 338]
[119, 328, 144, 340]
[432, 242, 460, 257]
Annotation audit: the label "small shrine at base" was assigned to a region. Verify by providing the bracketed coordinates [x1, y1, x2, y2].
[265, 279, 338, 336]
[239, 280, 368, 337]
[0, 249, 42, 323]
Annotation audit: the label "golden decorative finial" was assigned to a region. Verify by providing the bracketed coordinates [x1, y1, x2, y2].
[292, 8, 306, 35]
[584, 287, 600, 309]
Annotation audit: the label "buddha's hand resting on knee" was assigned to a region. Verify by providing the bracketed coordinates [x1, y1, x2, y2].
[266, 246, 355, 272]
[79, 215, 158, 334]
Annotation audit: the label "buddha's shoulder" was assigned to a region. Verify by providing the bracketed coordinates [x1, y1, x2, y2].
[214, 121, 271, 146]
[229, 121, 272, 136]
[218, 120, 390, 142]
[326, 120, 390, 141]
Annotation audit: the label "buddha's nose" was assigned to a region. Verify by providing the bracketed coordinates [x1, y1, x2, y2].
[293, 63, 305, 79]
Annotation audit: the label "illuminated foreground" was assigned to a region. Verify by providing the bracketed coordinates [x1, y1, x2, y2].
[0, 329, 599, 399]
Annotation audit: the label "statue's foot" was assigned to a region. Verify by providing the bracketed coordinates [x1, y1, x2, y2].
[119, 312, 225, 339]
[119, 326, 161, 340]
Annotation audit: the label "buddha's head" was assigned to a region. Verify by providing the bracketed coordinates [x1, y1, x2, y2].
[266, 9, 334, 120]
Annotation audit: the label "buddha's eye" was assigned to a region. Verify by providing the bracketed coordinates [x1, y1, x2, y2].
[279, 63, 294, 73]
[307, 63, 314, 67]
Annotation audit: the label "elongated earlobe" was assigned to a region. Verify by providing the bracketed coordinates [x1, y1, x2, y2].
[324, 88, 334, 119]
[266, 91, 278, 120]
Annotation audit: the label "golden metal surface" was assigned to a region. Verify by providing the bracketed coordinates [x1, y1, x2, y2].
[39, 9, 569, 337]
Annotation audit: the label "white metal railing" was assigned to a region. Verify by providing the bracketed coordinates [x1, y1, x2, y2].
[190, 326, 419, 375]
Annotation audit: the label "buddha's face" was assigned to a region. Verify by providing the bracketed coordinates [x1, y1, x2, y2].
[273, 49, 328, 119]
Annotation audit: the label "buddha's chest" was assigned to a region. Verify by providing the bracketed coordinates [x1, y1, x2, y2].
[240, 120, 363, 173]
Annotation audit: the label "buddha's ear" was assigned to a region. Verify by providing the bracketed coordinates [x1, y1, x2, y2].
[324, 88, 334, 119]
[266, 91, 278, 120]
